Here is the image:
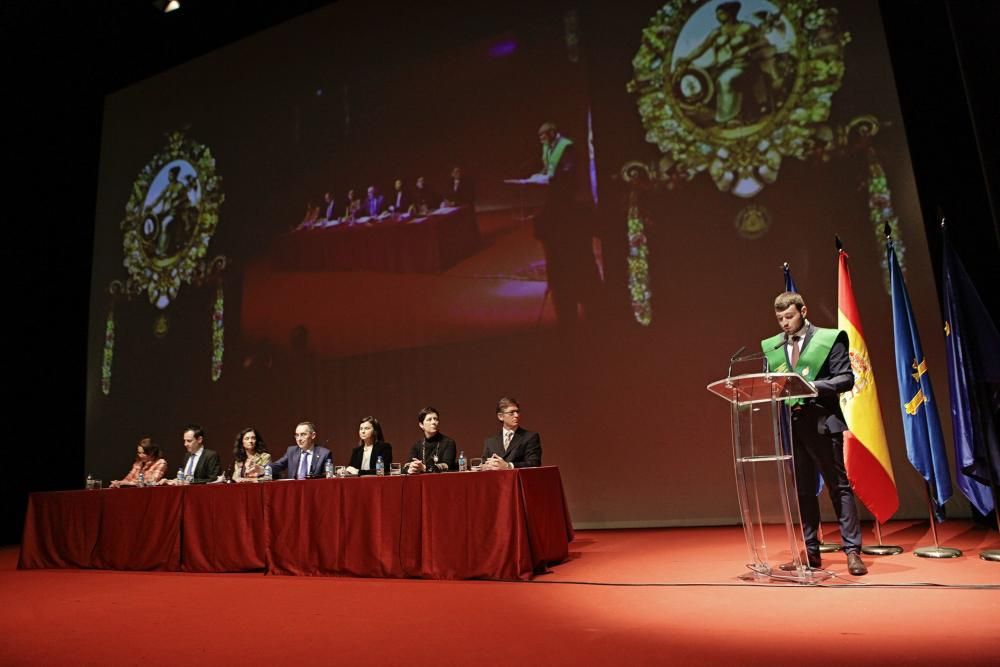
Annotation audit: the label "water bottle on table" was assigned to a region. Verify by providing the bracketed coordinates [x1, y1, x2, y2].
[324, 460, 333, 479]
[138, 470, 145, 488]
[376, 456, 385, 477]
[263, 464, 273, 481]
[458, 450, 466, 472]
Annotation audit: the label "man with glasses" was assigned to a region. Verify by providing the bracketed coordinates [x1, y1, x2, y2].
[481, 397, 542, 470]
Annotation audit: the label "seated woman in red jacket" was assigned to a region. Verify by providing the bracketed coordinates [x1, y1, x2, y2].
[110, 438, 168, 487]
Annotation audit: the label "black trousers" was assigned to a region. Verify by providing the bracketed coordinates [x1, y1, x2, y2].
[791, 412, 862, 554]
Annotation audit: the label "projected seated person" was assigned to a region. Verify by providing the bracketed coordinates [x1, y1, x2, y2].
[404, 407, 457, 474]
[231, 426, 272, 482]
[481, 397, 542, 470]
[268, 421, 332, 479]
[347, 416, 393, 475]
[162, 425, 222, 484]
[412, 176, 438, 215]
[363, 185, 385, 218]
[442, 166, 474, 207]
[319, 191, 337, 221]
[110, 438, 168, 487]
[344, 189, 362, 220]
[388, 178, 410, 213]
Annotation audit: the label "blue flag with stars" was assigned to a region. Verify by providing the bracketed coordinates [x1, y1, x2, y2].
[888, 240, 952, 516]
[941, 230, 998, 514]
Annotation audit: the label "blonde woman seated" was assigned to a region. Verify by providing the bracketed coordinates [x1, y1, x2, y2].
[232, 427, 272, 482]
[110, 438, 168, 487]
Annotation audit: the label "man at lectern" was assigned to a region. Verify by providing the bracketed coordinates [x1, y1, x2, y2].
[762, 291, 868, 576]
[532, 121, 601, 330]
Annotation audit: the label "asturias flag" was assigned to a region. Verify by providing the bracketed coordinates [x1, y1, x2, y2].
[838, 250, 899, 523]
[888, 239, 952, 515]
[941, 229, 999, 514]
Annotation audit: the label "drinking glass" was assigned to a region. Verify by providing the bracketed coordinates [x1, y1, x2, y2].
[390, 463, 402, 476]
[470, 458, 482, 472]
[335, 466, 346, 478]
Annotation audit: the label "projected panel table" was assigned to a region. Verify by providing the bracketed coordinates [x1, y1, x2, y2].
[18, 466, 573, 580]
[274, 206, 481, 273]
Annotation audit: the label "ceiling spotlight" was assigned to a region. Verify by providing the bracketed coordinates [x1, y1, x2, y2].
[152, 0, 181, 12]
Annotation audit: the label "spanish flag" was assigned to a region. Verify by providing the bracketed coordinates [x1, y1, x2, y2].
[838, 250, 899, 522]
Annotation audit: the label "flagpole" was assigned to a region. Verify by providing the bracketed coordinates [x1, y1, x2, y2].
[914, 483, 962, 558]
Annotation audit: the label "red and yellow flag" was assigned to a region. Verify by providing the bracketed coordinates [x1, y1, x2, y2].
[838, 250, 899, 522]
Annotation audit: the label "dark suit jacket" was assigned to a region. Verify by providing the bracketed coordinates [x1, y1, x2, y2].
[404, 434, 457, 472]
[412, 186, 438, 212]
[389, 189, 409, 212]
[444, 178, 474, 207]
[348, 442, 393, 475]
[788, 323, 854, 435]
[181, 448, 222, 484]
[482, 428, 542, 469]
[269, 445, 332, 479]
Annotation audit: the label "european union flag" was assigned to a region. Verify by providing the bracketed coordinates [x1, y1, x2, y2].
[942, 229, 999, 514]
[783, 262, 798, 293]
[888, 240, 952, 516]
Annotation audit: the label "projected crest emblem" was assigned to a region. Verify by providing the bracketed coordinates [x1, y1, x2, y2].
[121, 131, 224, 309]
[628, 0, 848, 198]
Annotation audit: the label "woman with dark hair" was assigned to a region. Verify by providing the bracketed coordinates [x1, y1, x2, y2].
[404, 407, 457, 474]
[232, 427, 272, 482]
[110, 438, 168, 487]
[347, 416, 393, 475]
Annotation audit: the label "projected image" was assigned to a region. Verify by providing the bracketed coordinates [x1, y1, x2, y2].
[88, 0, 936, 527]
[239, 19, 603, 360]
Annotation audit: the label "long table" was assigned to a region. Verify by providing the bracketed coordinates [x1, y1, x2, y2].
[274, 206, 481, 273]
[18, 467, 573, 581]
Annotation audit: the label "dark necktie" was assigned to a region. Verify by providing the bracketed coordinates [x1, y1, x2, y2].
[790, 335, 802, 368]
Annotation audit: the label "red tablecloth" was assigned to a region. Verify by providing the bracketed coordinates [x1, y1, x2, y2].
[273, 206, 481, 273]
[18, 467, 572, 580]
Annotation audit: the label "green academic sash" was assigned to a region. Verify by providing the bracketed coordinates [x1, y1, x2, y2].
[542, 136, 573, 177]
[761, 327, 840, 405]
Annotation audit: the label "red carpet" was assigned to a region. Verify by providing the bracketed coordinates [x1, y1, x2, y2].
[2, 521, 997, 666]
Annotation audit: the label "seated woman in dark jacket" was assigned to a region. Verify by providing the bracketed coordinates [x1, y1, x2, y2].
[347, 416, 393, 476]
[404, 406, 457, 474]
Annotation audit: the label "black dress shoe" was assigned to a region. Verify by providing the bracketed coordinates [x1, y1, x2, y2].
[846, 551, 868, 576]
[779, 551, 821, 571]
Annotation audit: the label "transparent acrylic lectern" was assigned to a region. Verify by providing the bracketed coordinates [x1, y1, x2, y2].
[707, 371, 832, 583]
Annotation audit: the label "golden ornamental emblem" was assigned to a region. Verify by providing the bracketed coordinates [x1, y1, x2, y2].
[628, 0, 849, 198]
[121, 131, 224, 309]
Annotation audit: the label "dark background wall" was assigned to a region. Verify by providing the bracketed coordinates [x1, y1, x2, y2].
[1, 0, 996, 544]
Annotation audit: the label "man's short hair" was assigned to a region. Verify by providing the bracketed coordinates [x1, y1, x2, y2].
[184, 424, 205, 439]
[496, 397, 520, 414]
[296, 421, 316, 434]
[538, 121, 557, 135]
[774, 291, 805, 312]
[417, 407, 439, 424]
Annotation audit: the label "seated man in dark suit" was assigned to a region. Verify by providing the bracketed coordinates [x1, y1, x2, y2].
[163, 424, 221, 484]
[404, 407, 457, 473]
[481, 397, 542, 470]
[267, 421, 332, 479]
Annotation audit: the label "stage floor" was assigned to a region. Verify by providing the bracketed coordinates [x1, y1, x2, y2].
[2, 521, 997, 666]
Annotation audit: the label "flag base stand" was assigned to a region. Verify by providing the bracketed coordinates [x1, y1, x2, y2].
[979, 549, 1000, 562]
[862, 544, 903, 556]
[914, 546, 962, 558]
[819, 542, 841, 553]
